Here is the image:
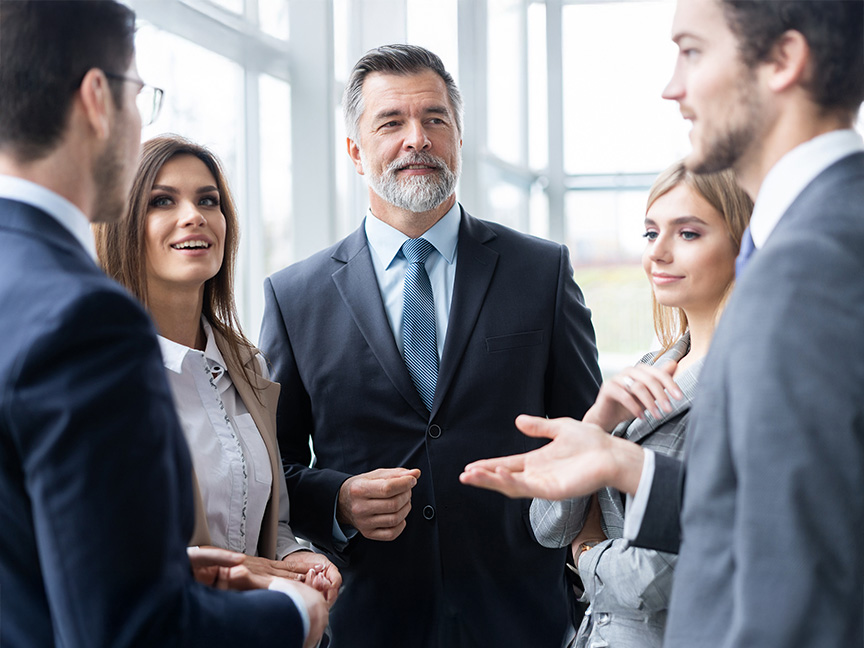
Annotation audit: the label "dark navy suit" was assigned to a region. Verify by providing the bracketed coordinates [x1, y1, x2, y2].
[0, 198, 305, 647]
[261, 207, 601, 647]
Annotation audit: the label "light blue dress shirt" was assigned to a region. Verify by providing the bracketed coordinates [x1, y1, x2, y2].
[363, 201, 461, 359]
[330, 202, 461, 546]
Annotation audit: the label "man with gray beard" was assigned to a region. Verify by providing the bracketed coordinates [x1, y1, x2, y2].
[260, 45, 601, 648]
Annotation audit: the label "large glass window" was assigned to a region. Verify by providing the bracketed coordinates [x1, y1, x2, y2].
[474, 1, 689, 371]
[137, 25, 243, 172]
[259, 74, 293, 277]
[126, 0, 863, 368]
[128, 0, 292, 336]
[562, 1, 687, 175]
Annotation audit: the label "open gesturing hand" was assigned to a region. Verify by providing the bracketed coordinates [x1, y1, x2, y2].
[460, 415, 644, 500]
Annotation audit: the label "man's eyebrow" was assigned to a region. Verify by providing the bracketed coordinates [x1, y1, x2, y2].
[372, 105, 452, 122]
[373, 109, 403, 122]
[671, 31, 704, 45]
[424, 105, 451, 116]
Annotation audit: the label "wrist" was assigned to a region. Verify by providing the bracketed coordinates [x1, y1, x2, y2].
[572, 541, 600, 575]
[607, 436, 645, 496]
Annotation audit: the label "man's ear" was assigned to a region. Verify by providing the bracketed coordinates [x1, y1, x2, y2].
[347, 137, 364, 175]
[77, 68, 112, 141]
[765, 30, 810, 94]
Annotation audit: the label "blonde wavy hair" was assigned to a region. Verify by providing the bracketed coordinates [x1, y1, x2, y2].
[648, 161, 753, 354]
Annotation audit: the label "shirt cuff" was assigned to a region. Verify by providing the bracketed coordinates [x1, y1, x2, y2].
[268, 577, 310, 640]
[332, 501, 358, 547]
[623, 448, 655, 541]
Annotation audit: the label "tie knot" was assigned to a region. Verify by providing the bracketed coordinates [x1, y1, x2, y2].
[402, 237, 435, 264]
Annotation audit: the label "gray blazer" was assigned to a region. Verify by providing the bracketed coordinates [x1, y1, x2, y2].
[531, 335, 701, 648]
[660, 151, 864, 647]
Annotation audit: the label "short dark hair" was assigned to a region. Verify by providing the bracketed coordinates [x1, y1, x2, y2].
[721, 0, 864, 114]
[0, 0, 137, 161]
[343, 44, 464, 140]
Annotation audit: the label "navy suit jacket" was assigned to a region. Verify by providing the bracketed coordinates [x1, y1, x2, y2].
[260, 207, 601, 648]
[633, 153, 864, 646]
[0, 199, 305, 647]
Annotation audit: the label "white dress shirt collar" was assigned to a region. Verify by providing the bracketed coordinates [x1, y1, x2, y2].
[750, 129, 864, 248]
[159, 318, 226, 376]
[364, 201, 461, 268]
[0, 174, 96, 261]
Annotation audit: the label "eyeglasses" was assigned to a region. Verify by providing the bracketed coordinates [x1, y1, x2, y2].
[103, 72, 165, 127]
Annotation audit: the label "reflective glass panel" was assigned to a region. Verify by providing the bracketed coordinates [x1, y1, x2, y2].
[562, 1, 689, 174]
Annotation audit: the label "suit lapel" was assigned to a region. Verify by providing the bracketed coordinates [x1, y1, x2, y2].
[431, 211, 498, 417]
[621, 397, 693, 445]
[618, 340, 702, 446]
[331, 226, 429, 418]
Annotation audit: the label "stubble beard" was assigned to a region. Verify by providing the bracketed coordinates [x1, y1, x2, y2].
[361, 149, 460, 214]
[91, 110, 138, 224]
[91, 147, 127, 223]
[686, 71, 763, 176]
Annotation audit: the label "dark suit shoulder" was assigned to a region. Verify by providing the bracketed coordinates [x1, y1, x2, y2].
[463, 210, 564, 255]
[267, 227, 365, 293]
[0, 224, 155, 385]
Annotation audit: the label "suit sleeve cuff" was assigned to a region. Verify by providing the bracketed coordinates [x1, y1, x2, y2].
[268, 577, 310, 640]
[623, 448, 655, 541]
[332, 498, 358, 547]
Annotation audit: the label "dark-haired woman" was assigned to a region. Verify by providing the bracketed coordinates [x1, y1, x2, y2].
[96, 135, 340, 604]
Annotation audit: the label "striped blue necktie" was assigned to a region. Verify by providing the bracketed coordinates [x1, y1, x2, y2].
[401, 237, 438, 412]
[735, 226, 756, 278]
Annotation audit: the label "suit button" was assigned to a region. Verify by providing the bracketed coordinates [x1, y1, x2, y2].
[423, 505, 435, 520]
[427, 424, 441, 439]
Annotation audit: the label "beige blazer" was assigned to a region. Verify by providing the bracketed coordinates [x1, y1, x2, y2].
[188, 328, 283, 559]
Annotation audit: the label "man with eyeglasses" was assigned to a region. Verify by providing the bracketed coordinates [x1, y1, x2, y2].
[0, 2, 326, 646]
[102, 71, 165, 129]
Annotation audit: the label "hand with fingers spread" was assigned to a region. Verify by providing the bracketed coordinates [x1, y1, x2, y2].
[337, 467, 422, 541]
[460, 415, 644, 500]
[583, 362, 682, 432]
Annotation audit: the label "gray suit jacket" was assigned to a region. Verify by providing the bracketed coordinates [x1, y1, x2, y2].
[531, 336, 700, 647]
[663, 152, 864, 647]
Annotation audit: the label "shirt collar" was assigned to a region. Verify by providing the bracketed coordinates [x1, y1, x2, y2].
[364, 201, 461, 269]
[750, 129, 864, 249]
[0, 174, 97, 261]
[159, 317, 226, 374]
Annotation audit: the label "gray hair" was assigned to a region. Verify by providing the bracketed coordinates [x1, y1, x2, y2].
[342, 44, 464, 141]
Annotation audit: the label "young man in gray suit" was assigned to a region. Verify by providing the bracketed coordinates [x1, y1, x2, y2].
[462, 1, 864, 646]
[260, 45, 601, 647]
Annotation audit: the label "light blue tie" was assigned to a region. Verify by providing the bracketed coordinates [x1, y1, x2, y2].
[401, 238, 438, 412]
[735, 226, 756, 278]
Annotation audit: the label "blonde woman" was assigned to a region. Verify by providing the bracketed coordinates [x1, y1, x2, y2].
[530, 161, 752, 647]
